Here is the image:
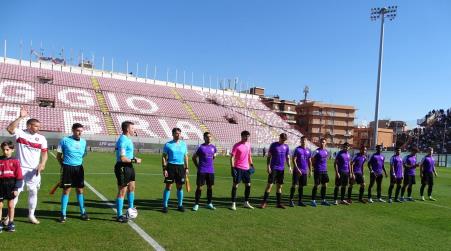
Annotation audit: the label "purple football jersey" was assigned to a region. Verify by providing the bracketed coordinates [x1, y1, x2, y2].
[269, 142, 290, 171]
[352, 153, 367, 174]
[294, 146, 311, 173]
[390, 155, 403, 178]
[421, 156, 435, 173]
[336, 150, 351, 173]
[313, 148, 329, 173]
[403, 154, 417, 176]
[195, 143, 217, 174]
[369, 153, 385, 175]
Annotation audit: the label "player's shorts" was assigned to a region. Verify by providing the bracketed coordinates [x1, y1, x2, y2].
[390, 175, 403, 185]
[232, 167, 251, 184]
[164, 163, 186, 184]
[351, 173, 365, 185]
[114, 162, 135, 187]
[197, 172, 215, 186]
[421, 172, 434, 186]
[0, 178, 17, 201]
[403, 175, 416, 186]
[292, 171, 308, 186]
[335, 172, 349, 186]
[267, 170, 284, 184]
[19, 168, 41, 192]
[60, 164, 85, 188]
[314, 171, 329, 185]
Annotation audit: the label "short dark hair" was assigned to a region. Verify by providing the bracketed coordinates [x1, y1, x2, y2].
[1, 140, 14, 150]
[360, 145, 366, 149]
[172, 128, 181, 134]
[241, 130, 250, 137]
[72, 123, 84, 130]
[411, 146, 419, 153]
[279, 133, 287, 140]
[121, 121, 134, 133]
[301, 136, 306, 140]
[343, 142, 350, 147]
[26, 118, 40, 126]
[203, 132, 210, 137]
[376, 145, 382, 149]
[320, 138, 326, 142]
[395, 147, 401, 151]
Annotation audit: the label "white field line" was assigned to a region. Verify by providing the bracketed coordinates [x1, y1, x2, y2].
[48, 152, 165, 251]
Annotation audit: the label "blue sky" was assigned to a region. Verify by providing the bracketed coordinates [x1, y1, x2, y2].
[1, 0, 450, 128]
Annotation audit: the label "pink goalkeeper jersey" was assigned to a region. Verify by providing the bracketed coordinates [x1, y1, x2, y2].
[231, 141, 251, 170]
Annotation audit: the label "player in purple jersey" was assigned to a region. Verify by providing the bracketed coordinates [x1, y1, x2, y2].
[260, 133, 291, 209]
[192, 132, 217, 211]
[349, 145, 367, 203]
[311, 138, 331, 207]
[367, 145, 388, 203]
[388, 147, 404, 203]
[333, 142, 351, 205]
[401, 147, 419, 201]
[419, 147, 438, 201]
[289, 136, 312, 207]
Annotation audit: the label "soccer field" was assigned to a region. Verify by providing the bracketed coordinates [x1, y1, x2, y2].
[2, 151, 451, 250]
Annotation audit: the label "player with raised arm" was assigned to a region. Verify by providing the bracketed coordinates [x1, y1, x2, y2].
[289, 136, 312, 207]
[230, 131, 254, 210]
[192, 132, 217, 211]
[311, 138, 330, 207]
[419, 147, 438, 201]
[114, 121, 141, 222]
[260, 133, 291, 209]
[5, 106, 47, 225]
[388, 147, 404, 203]
[367, 145, 388, 203]
[56, 123, 89, 222]
[162, 128, 189, 213]
[348, 145, 367, 203]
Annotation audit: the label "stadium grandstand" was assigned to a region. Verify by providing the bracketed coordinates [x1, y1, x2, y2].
[0, 57, 314, 153]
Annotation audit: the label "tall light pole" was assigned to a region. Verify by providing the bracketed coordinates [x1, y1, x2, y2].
[370, 6, 397, 148]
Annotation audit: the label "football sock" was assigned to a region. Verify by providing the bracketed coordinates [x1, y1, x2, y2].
[231, 187, 237, 202]
[312, 186, 318, 201]
[195, 188, 201, 204]
[340, 186, 346, 201]
[320, 186, 326, 200]
[28, 188, 38, 216]
[427, 185, 433, 197]
[116, 198, 124, 217]
[163, 189, 170, 207]
[207, 188, 213, 204]
[263, 192, 269, 203]
[127, 192, 134, 209]
[61, 194, 69, 216]
[77, 193, 85, 214]
[347, 186, 353, 200]
[276, 192, 282, 205]
[420, 184, 425, 196]
[244, 185, 251, 201]
[298, 187, 304, 202]
[177, 189, 183, 207]
[333, 186, 339, 201]
[289, 187, 295, 201]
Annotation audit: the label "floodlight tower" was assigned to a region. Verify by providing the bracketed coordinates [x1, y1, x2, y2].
[370, 6, 397, 148]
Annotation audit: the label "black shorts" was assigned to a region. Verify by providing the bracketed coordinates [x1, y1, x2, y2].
[390, 175, 403, 185]
[335, 172, 349, 186]
[314, 172, 329, 185]
[165, 163, 186, 185]
[232, 167, 251, 184]
[114, 162, 135, 187]
[197, 173, 215, 186]
[351, 173, 365, 185]
[403, 175, 416, 186]
[0, 179, 16, 201]
[421, 172, 434, 186]
[60, 164, 85, 188]
[292, 172, 308, 187]
[267, 170, 284, 184]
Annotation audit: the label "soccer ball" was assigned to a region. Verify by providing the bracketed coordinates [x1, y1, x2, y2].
[126, 208, 138, 219]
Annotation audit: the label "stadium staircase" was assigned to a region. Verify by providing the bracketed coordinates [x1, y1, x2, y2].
[171, 88, 224, 152]
[234, 96, 279, 138]
[91, 77, 117, 135]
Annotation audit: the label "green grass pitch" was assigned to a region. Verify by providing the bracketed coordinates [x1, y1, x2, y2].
[2, 151, 451, 250]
